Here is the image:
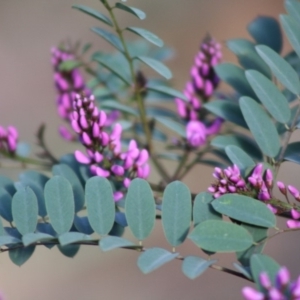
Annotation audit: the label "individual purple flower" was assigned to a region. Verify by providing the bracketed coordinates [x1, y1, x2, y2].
[242, 267, 300, 300]
[71, 93, 150, 201]
[186, 120, 206, 148]
[0, 125, 19, 155]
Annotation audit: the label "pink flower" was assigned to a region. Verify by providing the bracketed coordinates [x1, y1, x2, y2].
[186, 120, 206, 147]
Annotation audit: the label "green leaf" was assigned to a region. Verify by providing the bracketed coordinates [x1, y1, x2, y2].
[19, 171, 48, 217]
[156, 116, 186, 137]
[233, 263, 252, 280]
[280, 15, 300, 60]
[58, 232, 92, 246]
[12, 187, 38, 235]
[236, 223, 268, 267]
[136, 56, 172, 79]
[82, 43, 92, 55]
[59, 60, 82, 72]
[99, 236, 135, 252]
[285, 0, 300, 24]
[245, 70, 291, 123]
[93, 53, 131, 85]
[162, 181, 191, 247]
[189, 220, 253, 252]
[239, 96, 281, 158]
[248, 16, 282, 53]
[284, 142, 300, 164]
[204, 100, 248, 129]
[193, 192, 221, 227]
[44, 176, 75, 235]
[115, 3, 146, 20]
[0, 218, 4, 236]
[126, 27, 163, 47]
[91, 27, 124, 52]
[137, 247, 178, 274]
[157, 152, 182, 161]
[212, 194, 276, 228]
[72, 5, 113, 26]
[227, 38, 271, 78]
[101, 100, 138, 116]
[250, 254, 281, 290]
[125, 178, 155, 241]
[52, 164, 85, 213]
[182, 256, 217, 280]
[214, 63, 257, 99]
[22, 233, 54, 247]
[86, 177, 115, 236]
[74, 216, 94, 235]
[9, 246, 35, 266]
[0, 235, 20, 247]
[211, 134, 263, 161]
[57, 244, 80, 258]
[0, 187, 13, 222]
[256, 45, 300, 95]
[225, 145, 256, 171]
[146, 84, 188, 102]
[0, 175, 16, 195]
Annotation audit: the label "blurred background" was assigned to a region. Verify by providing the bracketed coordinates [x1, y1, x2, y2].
[1, 0, 299, 299]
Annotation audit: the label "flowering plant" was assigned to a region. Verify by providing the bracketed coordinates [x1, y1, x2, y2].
[1, 0, 300, 299]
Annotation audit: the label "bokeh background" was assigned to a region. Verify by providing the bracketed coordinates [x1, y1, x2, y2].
[1, 0, 299, 299]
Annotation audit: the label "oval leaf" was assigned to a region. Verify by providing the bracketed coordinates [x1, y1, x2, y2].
[86, 176, 115, 236]
[212, 194, 276, 228]
[12, 186, 38, 235]
[9, 246, 35, 266]
[115, 3, 146, 19]
[239, 96, 281, 158]
[156, 116, 186, 137]
[137, 247, 178, 274]
[126, 27, 163, 47]
[91, 27, 124, 52]
[136, 56, 172, 79]
[245, 70, 291, 123]
[57, 244, 80, 258]
[182, 256, 217, 280]
[146, 84, 188, 102]
[44, 176, 75, 235]
[285, 0, 300, 24]
[256, 45, 300, 95]
[0, 187, 13, 222]
[284, 141, 300, 164]
[189, 220, 253, 252]
[58, 232, 92, 246]
[0, 175, 16, 195]
[22, 232, 54, 247]
[125, 178, 155, 241]
[162, 181, 191, 247]
[99, 236, 135, 252]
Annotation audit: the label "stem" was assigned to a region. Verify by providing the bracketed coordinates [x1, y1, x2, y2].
[171, 150, 190, 180]
[102, 0, 170, 182]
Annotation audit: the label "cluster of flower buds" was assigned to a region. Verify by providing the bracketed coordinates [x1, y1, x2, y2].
[72, 93, 150, 201]
[174, 36, 223, 149]
[51, 46, 90, 141]
[0, 125, 18, 155]
[208, 163, 274, 201]
[242, 267, 300, 300]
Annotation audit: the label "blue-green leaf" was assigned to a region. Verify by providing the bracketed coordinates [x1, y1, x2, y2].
[0, 175, 16, 196]
[193, 192, 221, 227]
[0, 187, 13, 222]
[162, 181, 191, 247]
[72, 5, 113, 26]
[101, 100, 138, 116]
[22, 232, 54, 247]
[146, 84, 188, 102]
[125, 178, 155, 241]
[136, 56, 172, 79]
[126, 27, 163, 47]
[137, 247, 178, 274]
[233, 263, 252, 280]
[204, 100, 248, 129]
[256, 45, 300, 95]
[0, 236, 20, 247]
[285, 0, 300, 24]
[156, 116, 186, 137]
[189, 220, 253, 252]
[91, 27, 124, 52]
[250, 254, 281, 290]
[182, 256, 217, 279]
[212, 194, 276, 228]
[248, 16, 282, 53]
[74, 216, 94, 235]
[86, 177, 115, 236]
[245, 70, 291, 123]
[58, 232, 92, 246]
[284, 142, 300, 164]
[52, 164, 84, 213]
[9, 246, 35, 266]
[225, 145, 256, 171]
[280, 15, 300, 59]
[12, 187, 38, 235]
[99, 236, 135, 252]
[115, 3, 146, 19]
[44, 176, 75, 235]
[239, 96, 281, 158]
[57, 244, 80, 258]
[214, 63, 257, 99]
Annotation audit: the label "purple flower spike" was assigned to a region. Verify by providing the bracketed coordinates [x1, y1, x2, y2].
[291, 209, 300, 220]
[113, 191, 123, 202]
[265, 169, 273, 188]
[259, 272, 271, 289]
[276, 266, 290, 286]
[186, 120, 206, 148]
[288, 185, 300, 201]
[74, 150, 91, 164]
[59, 126, 75, 141]
[287, 219, 300, 229]
[111, 165, 125, 176]
[277, 181, 287, 195]
[242, 287, 264, 300]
